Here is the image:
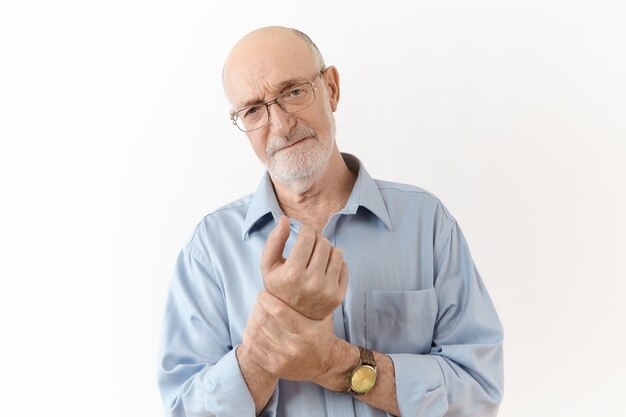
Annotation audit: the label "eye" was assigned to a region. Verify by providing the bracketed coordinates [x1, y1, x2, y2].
[243, 105, 262, 119]
[288, 88, 304, 97]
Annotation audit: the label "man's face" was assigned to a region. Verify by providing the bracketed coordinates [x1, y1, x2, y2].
[223, 30, 339, 190]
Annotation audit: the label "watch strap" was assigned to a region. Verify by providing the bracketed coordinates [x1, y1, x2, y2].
[358, 345, 375, 368]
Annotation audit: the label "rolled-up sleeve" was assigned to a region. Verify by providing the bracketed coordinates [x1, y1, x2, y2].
[157, 243, 279, 417]
[389, 221, 504, 417]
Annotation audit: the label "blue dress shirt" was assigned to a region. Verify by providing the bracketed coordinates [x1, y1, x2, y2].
[158, 154, 503, 417]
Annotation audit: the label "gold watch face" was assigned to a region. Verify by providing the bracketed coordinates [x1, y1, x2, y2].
[351, 365, 377, 394]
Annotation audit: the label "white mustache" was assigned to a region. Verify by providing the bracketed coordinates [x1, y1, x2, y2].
[266, 126, 317, 157]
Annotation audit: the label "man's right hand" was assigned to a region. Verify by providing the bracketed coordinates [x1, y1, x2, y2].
[260, 216, 349, 320]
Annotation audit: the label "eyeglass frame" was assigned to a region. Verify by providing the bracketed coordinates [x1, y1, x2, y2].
[229, 68, 327, 132]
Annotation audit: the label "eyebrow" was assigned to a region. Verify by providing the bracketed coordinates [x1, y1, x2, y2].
[237, 78, 307, 109]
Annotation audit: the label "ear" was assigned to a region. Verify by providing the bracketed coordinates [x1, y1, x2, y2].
[322, 66, 340, 112]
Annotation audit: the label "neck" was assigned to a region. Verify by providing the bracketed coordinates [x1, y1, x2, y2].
[270, 149, 356, 232]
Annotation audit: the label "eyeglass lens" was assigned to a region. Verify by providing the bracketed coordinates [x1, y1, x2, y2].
[234, 82, 316, 132]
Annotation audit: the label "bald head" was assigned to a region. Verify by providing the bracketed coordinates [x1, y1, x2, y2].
[286, 28, 325, 70]
[223, 26, 326, 107]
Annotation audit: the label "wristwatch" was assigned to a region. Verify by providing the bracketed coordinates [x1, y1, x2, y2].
[348, 346, 377, 396]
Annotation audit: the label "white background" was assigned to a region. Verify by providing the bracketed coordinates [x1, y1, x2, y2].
[1, 1, 625, 416]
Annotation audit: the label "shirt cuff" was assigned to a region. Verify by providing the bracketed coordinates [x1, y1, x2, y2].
[259, 387, 280, 417]
[197, 348, 259, 417]
[387, 353, 449, 417]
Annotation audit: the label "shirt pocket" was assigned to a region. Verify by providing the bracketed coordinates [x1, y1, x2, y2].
[365, 289, 438, 354]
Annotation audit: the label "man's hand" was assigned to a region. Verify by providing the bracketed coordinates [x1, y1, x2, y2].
[239, 291, 355, 391]
[261, 216, 348, 320]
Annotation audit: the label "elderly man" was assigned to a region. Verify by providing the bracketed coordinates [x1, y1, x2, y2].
[158, 26, 503, 417]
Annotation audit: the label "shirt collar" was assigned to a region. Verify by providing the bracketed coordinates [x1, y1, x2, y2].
[241, 153, 392, 240]
[340, 153, 392, 230]
[241, 172, 283, 240]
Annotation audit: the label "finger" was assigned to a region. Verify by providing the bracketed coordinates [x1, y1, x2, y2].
[325, 247, 344, 279]
[260, 216, 290, 275]
[284, 224, 316, 271]
[252, 300, 293, 343]
[242, 326, 274, 369]
[258, 291, 308, 332]
[246, 307, 282, 353]
[306, 233, 332, 273]
[337, 261, 349, 299]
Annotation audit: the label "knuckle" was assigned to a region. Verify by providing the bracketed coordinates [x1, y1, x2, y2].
[265, 358, 278, 374]
[300, 224, 315, 235]
[258, 292, 278, 313]
[318, 237, 331, 252]
[258, 290, 271, 304]
[299, 227, 315, 243]
[255, 312, 267, 328]
[327, 258, 340, 273]
[329, 248, 343, 263]
[275, 358, 289, 373]
[272, 303, 286, 317]
[275, 353, 287, 368]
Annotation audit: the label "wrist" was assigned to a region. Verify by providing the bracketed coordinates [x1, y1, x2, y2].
[235, 344, 280, 416]
[236, 344, 278, 384]
[315, 339, 360, 392]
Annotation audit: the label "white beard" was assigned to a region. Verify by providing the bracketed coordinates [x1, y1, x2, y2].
[265, 121, 335, 193]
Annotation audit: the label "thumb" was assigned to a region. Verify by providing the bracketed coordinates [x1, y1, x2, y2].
[260, 216, 290, 274]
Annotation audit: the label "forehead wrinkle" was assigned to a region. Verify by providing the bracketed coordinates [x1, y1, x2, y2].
[235, 75, 312, 109]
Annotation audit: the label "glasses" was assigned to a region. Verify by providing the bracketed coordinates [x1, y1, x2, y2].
[230, 72, 323, 132]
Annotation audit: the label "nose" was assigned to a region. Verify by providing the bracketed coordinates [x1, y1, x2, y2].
[267, 102, 296, 137]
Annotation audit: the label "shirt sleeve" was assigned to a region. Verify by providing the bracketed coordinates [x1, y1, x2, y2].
[157, 242, 279, 417]
[388, 221, 504, 417]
